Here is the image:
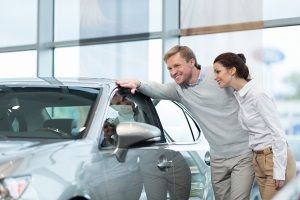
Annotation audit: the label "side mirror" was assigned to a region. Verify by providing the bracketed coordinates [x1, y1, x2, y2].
[113, 122, 161, 162]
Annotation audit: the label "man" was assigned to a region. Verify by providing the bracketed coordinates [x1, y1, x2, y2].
[116, 45, 254, 200]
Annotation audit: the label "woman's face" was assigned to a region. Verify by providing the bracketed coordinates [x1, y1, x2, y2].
[213, 62, 233, 88]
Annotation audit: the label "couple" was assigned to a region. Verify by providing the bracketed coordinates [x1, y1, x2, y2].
[116, 45, 296, 200]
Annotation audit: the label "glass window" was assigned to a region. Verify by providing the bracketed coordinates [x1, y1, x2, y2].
[0, 0, 37, 47]
[181, 0, 262, 29]
[55, 0, 162, 41]
[262, 26, 300, 136]
[155, 100, 200, 143]
[55, 47, 80, 78]
[46, 106, 90, 131]
[0, 86, 99, 139]
[263, 0, 300, 20]
[0, 51, 37, 78]
[179, 30, 264, 85]
[54, 0, 81, 42]
[181, 0, 300, 29]
[55, 40, 162, 80]
[101, 93, 138, 148]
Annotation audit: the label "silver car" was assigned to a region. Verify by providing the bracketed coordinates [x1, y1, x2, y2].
[0, 78, 213, 200]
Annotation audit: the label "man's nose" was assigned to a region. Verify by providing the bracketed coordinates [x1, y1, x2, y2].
[170, 69, 177, 77]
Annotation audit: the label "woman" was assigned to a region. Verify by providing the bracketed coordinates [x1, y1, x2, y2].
[213, 52, 296, 200]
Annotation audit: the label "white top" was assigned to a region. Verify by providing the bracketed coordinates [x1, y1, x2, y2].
[233, 80, 287, 180]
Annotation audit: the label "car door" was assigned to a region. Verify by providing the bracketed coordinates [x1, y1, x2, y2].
[113, 90, 196, 200]
[98, 89, 185, 200]
[154, 99, 214, 200]
[84, 88, 213, 200]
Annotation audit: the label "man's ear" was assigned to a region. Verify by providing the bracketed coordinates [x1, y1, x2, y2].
[189, 58, 196, 67]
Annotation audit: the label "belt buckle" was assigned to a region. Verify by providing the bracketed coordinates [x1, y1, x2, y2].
[253, 147, 272, 154]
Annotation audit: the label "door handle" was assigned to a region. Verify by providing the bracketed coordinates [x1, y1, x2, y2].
[204, 151, 210, 166]
[157, 155, 174, 171]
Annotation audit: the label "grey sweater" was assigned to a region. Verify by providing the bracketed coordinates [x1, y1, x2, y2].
[139, 67, 250, 158]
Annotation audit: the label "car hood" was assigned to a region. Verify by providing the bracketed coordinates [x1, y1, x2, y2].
[0, 141, 40, 155]
[0, 140, 64, 156]
[0, 140, 78, 177]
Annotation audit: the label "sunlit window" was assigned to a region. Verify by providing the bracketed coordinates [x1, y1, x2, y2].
[0, 51, 37, 78]
[0, 0, 37, 47]
[263, 0, 300, 20]
[181, 0, 262, 28]
[263, 26, 300, 136]
[55, 0, 162, 41]
[180, 0, 300, 29]
[55, 39, 162, 81]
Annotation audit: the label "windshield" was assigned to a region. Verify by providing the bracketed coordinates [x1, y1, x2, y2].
[0, 86, 100, 140]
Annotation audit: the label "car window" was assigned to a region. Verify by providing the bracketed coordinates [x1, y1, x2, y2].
[101, 92, 143, 147]
[45, 106, 90, 136]
[0, 86, 99, 139]
[100, 90, 166, 148]
[154, 100, 201, 143]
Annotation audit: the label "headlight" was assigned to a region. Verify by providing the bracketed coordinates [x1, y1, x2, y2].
[0, 175, 31, 200]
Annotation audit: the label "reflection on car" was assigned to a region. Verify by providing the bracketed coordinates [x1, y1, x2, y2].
[0, 78, 214, 200]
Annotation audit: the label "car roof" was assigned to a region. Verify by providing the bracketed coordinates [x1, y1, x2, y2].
[0, 77, 117, 88]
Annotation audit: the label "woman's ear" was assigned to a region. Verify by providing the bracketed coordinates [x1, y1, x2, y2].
[231, 67, 237, 76]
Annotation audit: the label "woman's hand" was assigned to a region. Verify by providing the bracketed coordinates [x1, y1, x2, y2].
[275, 179, 285, 190]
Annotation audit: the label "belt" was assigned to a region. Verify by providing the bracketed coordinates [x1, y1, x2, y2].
[252, 147, 272, 154]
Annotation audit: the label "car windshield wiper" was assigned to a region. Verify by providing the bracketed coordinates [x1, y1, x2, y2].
[38, 127, 73, 139]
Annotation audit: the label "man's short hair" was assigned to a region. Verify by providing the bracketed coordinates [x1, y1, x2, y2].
[163, 45, 201, 69]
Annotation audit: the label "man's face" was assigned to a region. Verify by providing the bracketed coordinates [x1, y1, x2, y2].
[166, 52, 195, 85]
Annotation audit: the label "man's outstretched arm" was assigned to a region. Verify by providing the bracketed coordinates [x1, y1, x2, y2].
[116, 79, 141, 94]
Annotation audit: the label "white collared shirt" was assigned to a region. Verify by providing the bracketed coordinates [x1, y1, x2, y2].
[233, 80, 287, 180]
